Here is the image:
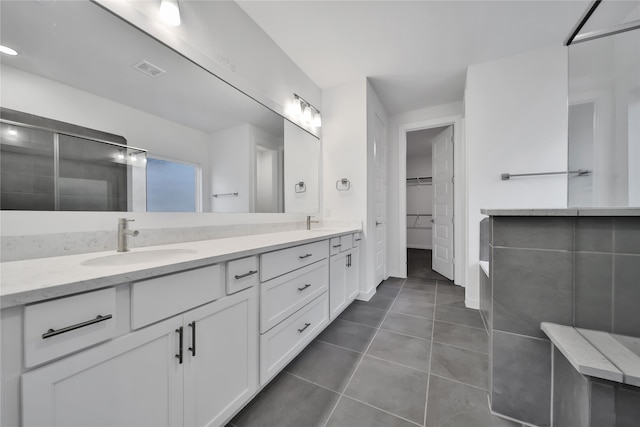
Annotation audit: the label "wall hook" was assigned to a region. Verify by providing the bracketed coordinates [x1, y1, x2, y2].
[336, 178, 351, 191]
[295, 181, 306, 193]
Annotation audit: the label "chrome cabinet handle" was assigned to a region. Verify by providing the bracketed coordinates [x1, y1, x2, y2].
[234, 270, 258, 280]
[355, 238, 362, 242]
[188, 321, 196, 357]
[175, 327, 184, 364]
[297, 284, 311, 291]
[42, 314, 113, 339]
[376, 221, 383, 226]
[299, 253, 313, 259]
[298, 322, 311, 333]
[332, 244, 342, 248]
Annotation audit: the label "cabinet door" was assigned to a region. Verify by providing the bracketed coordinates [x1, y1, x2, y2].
[22, 316, 184, 427]
[183, 287, 258, 427]
[329, 252, 348, 320]
[346, 248, 360, 302]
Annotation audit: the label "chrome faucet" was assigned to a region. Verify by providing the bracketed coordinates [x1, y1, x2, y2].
[306, 215, 319, 230]
[117, 218, 139, 252]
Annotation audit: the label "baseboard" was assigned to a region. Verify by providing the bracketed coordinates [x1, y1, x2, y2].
[465, 297, 479, 310]
[356, 286, 376, 302]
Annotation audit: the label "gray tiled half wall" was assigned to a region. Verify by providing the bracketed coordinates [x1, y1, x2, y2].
[492, 247, 573, 338]
[492, 331, 551, 427]
[492, 216, 574, 251]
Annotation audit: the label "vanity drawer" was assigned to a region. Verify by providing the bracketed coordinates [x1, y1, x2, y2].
[260, 259, 328, 333]
[339, 234, 353, 252]
[260, 240, 329, 281]
[227, 256, 258, 294]
[352, 232, 362, 247]
[329, 237, 341, 256]
[131, 264, 225, 329]
[259, 292, 328, 385]
[24, 287, 116, 368]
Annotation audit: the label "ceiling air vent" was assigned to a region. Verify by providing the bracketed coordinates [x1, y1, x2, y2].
[133, 60, 166, 78]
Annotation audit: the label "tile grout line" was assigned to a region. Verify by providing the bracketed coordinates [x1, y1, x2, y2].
[423, 281, 438, 427]
[287, 370, 423, 427]
[428, 372, 489, 392]
[432, 318, 486, 331]
[321, 277, 410, 427]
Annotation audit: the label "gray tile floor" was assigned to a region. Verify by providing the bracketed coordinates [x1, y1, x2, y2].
[230, 276, 525, 427]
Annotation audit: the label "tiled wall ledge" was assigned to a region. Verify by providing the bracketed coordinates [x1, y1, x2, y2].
[1, 221, 309, 262]
[481, 207, 640, 216]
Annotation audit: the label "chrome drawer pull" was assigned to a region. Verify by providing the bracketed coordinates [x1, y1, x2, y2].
[297, 284, 312, 291]
[298, 322, 311, 333]
[42, 314, 113, 339]
[299, 253, 313, 259]
[355, 238, 361, 242]
[332, 244, 342, 248]
[234, 270, 258, 280]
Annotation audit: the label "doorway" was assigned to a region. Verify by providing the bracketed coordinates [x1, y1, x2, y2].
[403, 124, 455, 281]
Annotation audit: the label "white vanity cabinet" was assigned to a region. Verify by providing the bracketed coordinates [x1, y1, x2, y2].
[258, 240, 330, 384]
[329, 234, 360, 320]
[21, 280, 257, 427]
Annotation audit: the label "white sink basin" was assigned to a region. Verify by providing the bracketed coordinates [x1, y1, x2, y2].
[81, 249, 198, 267]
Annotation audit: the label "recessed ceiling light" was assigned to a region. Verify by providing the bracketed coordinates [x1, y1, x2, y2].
[0, 45, 18, 56]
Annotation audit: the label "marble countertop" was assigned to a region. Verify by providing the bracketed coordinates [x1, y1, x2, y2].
[481, 208, 640, 217]
[541, 322, 640, 387]
[0, 227, 361, 309]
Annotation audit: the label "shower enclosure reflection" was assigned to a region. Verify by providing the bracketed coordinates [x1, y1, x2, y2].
[567, 2, 640, 207]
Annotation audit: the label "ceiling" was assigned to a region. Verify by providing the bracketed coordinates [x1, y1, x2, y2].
[236, 0, 594, 116]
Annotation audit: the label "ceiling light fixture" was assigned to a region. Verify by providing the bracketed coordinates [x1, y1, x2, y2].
[159, 0, 181, 27]
[7, 126, 18, 136]
[291, 93, 322, 128]
[0, 45, 18, 56]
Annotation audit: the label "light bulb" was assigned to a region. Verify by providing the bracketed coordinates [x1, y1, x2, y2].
[312, 111, 322, 128]
[7, 126, 18, 136]
[0, 45, 18, 56]
[291, 96, 302, 116]
[159, 0, 181, 26]
[116, 153, 125, 160]
[303, 104, 312, 123]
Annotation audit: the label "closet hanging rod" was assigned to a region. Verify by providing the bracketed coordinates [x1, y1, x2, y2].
[406, 176, 432, 181]
[212, 192, 239, 198]
[501, 169, 591, 181]
[406, 213, 432, 216]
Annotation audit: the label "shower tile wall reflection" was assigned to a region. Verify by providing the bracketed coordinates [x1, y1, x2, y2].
[1, 122, 137, 211]
[1, 123, 55, 210]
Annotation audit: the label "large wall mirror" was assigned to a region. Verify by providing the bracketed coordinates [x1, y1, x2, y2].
[567, 0, 639, 207]
[0, 0, 320, 214]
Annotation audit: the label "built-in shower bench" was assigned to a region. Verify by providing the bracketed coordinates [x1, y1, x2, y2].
[541, 322, 640, 426]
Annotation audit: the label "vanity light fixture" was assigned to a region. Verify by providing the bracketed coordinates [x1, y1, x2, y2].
[159, 0, 181, 27]
[291, 93, 322, 128]
[0, 45, 18, 56]
[7, 126, 18, 137]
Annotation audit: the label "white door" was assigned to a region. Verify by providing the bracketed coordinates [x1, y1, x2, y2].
[432, 126, 455, 280]
[374, 113, 387, 285]
[184, 287, 258, 427]
[22, 316, 184, 427]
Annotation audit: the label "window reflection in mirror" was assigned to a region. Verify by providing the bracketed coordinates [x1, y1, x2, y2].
[568, 21, 639, 207]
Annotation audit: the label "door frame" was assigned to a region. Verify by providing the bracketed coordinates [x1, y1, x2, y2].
[397, 114, 466, 285]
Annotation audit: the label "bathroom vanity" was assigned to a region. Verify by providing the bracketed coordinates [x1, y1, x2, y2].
[0, 227, 362, 427]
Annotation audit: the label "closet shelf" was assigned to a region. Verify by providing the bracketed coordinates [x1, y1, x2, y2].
[406, 176, 432, 186]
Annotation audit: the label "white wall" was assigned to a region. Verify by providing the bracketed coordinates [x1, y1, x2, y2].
[95, 0, 321, 136]
[465, 45, 568, 308]
[387, 102, 464, 279]
[210, 124, 253, 212]
[284, 121, 320, 214]
[1, 65, 212, 211]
